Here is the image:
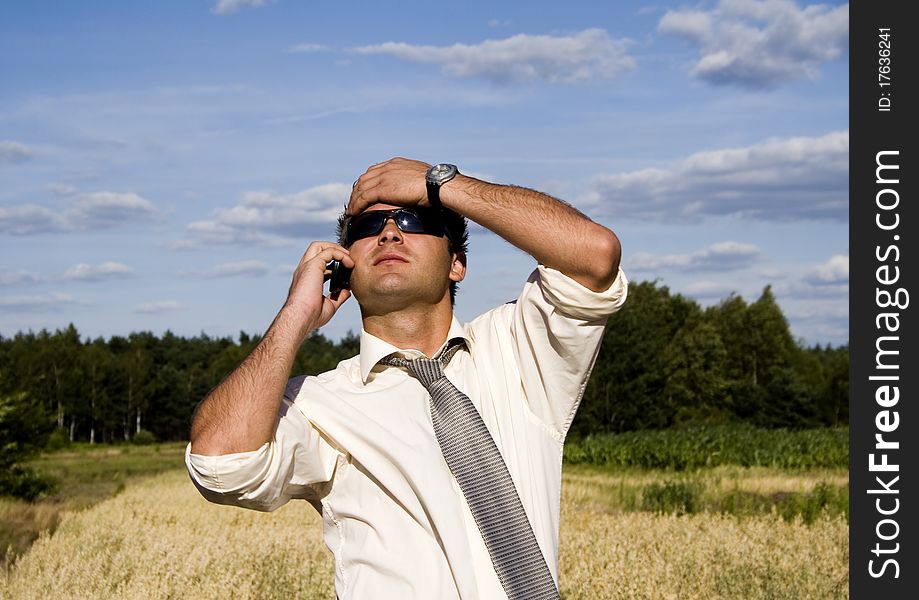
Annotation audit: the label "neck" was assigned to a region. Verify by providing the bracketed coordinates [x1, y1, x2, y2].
[362, 300, 454, 357]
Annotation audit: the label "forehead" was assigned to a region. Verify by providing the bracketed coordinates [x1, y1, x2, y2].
[360, 202, 401, 214]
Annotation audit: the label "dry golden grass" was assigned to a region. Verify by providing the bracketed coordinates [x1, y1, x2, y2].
[1, 468, 848, 599]
[1, 471, 334, 600]
[559, 482, 848, 599]
[0, 499, 65, 570]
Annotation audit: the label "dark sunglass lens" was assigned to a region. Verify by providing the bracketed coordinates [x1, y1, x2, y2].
[348, 212, 387, 241]
[415, 209, 447, 237]
[394, 210, 427, 233]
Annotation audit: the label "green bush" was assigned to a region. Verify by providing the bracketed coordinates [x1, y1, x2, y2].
[776, 482, 849, 524]
[716, 483, 849, 523]
[0, 465, 58, 501]
[641, 480, 703, 515]
[45, 427, 72, 451]
[132, 430, 157, 445]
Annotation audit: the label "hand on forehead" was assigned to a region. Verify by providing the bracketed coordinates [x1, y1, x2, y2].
[347, 158, 430, 216]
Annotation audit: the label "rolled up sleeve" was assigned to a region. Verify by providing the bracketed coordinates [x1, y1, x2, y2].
[186, 385, 339, 512]
[511, 265, 628, 437]
[534, 265, 628, 321]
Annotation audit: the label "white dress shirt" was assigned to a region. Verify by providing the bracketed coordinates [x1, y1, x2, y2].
[186, 265, 628, 599]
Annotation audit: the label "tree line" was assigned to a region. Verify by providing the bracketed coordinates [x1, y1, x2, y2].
[571, 281, 848, 437]
[1, 280, 847, 447]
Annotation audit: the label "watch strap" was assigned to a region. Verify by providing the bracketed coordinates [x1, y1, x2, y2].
[426, 181, 442, 206]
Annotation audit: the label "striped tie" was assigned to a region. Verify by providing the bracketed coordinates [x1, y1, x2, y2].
[380, 340, 560, 600]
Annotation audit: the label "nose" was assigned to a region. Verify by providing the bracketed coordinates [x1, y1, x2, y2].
[377, 217, 403, 244]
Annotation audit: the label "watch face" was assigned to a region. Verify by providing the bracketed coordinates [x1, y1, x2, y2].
[428, 163, 457, 185]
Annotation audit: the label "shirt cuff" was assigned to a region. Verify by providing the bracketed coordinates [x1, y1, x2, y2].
[185, 397, 340, 511]
[185, 442, 272, 493]
[535, 264, 628, 321]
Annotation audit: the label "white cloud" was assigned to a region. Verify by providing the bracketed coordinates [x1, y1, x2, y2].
[658, 0, 848, 89]
[63, 261, 135, 282]
[0, 269, 45, 286]
[179, 260, 270, 279]
[354, 28, 635, 84]
[68, 193, 157, 229]
[0, 205, 60, 235]
[586, 130, 847, 222]
[0, 192, 157, 235]
[134, 300, 183, 314]
[0, 140, 31, 164]
[805, 254, 848, 284]
[176, 183, 347, 248]
[1, 263, 134, 286]
[173, 222, 294, 248]
[212, 0, 273, 15]
[628, 241, 760, 272]
[0, 293, 82, 311]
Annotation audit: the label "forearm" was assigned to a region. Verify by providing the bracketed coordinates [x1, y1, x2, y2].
[441, 174, 621, 291]
[189, 307, 310, 456]
[189, 240, 352, 456]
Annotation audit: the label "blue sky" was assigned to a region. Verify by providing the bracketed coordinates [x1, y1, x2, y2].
[1, 0, 849, 346]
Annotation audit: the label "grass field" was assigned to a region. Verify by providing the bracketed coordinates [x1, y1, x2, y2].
[1, 443, 187, 569]
[559, 464, 848, 598]
[1, 443, 848, 599]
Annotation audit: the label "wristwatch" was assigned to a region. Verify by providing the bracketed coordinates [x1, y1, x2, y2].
[425, 163, 458, 206]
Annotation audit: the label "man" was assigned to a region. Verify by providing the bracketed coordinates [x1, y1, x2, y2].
[186, 157, 627, 599]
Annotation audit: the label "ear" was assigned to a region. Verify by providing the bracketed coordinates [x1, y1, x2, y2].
[449, 251, 467, 283]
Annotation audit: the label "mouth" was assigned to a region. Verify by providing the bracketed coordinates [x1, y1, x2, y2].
[373, 253, 409, 266]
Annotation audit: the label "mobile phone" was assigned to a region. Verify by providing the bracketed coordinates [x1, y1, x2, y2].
[325, 260, 352, 295]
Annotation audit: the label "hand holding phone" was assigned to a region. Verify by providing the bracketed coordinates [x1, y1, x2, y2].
[325, 260, 352, 296]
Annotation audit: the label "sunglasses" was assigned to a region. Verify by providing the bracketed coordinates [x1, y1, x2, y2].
[344, 207, 448, 246]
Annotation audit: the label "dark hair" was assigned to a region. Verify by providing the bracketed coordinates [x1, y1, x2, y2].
[336, 205, 469, 305]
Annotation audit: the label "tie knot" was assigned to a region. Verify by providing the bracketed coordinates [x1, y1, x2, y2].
[378, 338, 465, 388]
[405, 357, 444, 388]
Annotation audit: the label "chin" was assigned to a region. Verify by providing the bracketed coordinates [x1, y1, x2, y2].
[361, 283, 448, 312]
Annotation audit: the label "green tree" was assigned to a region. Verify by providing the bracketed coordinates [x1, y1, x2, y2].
[812, 344, 849, 426]
[79, 339, 117, 443]
[122, 333, 155, 439]
[0, 390, 56, 499]
[747, 286, 797, 384]
[708, 294, 753, 388]
[662, 317, 730, 424]
[709, 286, 822, 428]
[574, 281, 697, 435]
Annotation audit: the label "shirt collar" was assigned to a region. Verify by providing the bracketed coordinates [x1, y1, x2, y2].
[358, 317, 471, 384]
